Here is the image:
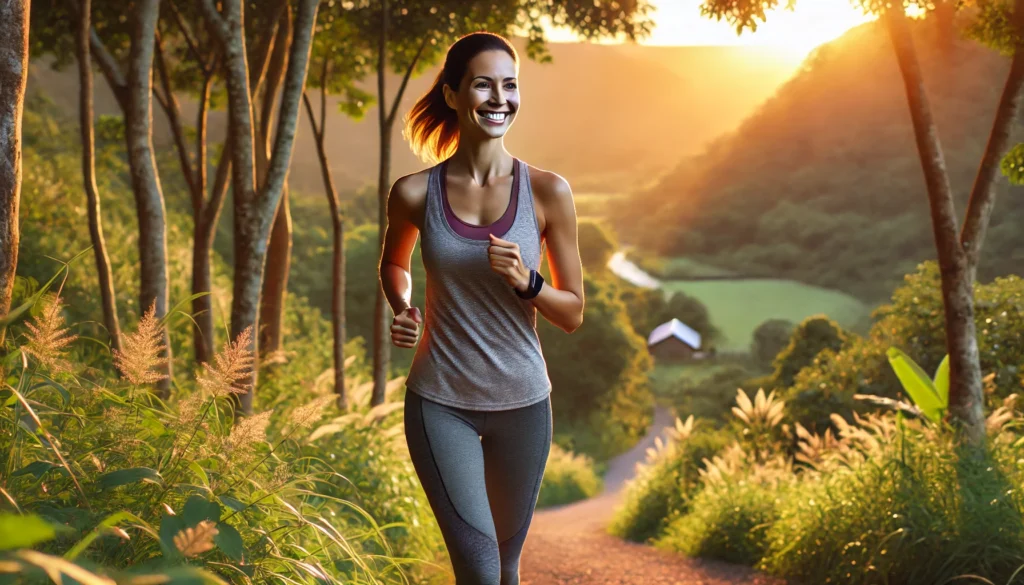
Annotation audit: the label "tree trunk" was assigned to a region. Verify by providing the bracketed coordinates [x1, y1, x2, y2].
[125, 0, 172, 397]
[0, 0, 30, 348]
[303, 85, 347, 409]
[371, 0, 392, 407]
[885, 5, 985, 445]
[77, 0, 122, 357]
[203, 0, 318, 415]
[193, 140, 231, 365]
[259, 6, 293, 357]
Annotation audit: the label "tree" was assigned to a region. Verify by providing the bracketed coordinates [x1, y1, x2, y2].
[699, 0, 1024, 446]
[30, 0, 175, 396]
[300, 8, 375, 409]
[751, 318, 795, 370]
[0, 0, 31, 347]
[76, 0, 123, 359]
[201, 0, 319, 415]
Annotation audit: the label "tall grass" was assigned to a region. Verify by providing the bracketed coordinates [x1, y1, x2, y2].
[0, 279, 445, 584]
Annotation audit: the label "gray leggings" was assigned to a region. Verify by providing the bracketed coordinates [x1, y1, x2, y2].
[403, 389, 552, 585]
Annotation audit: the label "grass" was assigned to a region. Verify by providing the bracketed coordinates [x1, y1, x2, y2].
[659, 278, 871, 352]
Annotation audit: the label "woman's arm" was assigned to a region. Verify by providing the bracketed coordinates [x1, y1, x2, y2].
[526, 171, 585, 333]
[379, 172, 427, 316]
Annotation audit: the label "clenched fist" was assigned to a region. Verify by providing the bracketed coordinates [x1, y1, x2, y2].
[391, 306, 422, 348]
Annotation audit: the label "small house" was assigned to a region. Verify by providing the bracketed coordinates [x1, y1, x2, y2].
[647, 318, 703, 362]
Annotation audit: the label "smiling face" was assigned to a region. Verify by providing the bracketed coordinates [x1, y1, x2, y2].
[444, 49, 520, 141]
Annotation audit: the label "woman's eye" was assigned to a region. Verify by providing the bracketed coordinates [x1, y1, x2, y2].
[505, 83, 517, 90]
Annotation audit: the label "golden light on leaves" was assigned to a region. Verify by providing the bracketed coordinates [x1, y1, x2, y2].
[173, 520, 219, 558]
[112, 302, 168, 386]
[23, 295, 78, 375]
[197, 325, 256, 398]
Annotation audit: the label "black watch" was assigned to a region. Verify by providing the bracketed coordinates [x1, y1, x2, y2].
[515, 269, 544, 300]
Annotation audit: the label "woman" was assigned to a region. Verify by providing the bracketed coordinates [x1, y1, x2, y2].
[378, 31, 585, 585]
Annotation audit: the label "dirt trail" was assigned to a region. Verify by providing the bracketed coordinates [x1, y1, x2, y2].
[520, 406, 782, 585]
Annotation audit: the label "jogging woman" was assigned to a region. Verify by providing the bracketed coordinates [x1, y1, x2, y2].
[378, 31, 585, 585]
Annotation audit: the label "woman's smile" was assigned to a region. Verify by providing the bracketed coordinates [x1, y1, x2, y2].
[477, 110, 510, 125]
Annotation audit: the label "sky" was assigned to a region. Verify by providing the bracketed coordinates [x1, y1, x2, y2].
[542, 0, 879, 58]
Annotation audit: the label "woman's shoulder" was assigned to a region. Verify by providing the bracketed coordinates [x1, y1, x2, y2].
[390, 166, 433, 208]
[522, 161, 573, 204]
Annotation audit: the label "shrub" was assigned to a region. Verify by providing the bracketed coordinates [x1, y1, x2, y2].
[762, 414, 1024, 584]
[536, 443, 603, 508]
[655, 446, 792, 565]
[751, 319, 795, 370]
[608, 419, 731, 543]
[770, 315, 847, 390]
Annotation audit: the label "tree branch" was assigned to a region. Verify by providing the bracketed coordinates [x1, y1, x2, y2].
[387, 36, 428, 127]
[960, 0, 1024, 271]
[154, 29, 199, 206]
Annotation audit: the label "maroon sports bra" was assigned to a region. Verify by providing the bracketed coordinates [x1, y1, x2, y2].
[440, 158, 519, 240]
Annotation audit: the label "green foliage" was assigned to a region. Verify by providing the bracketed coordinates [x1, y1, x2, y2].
[886, 347, 949, 422]
[785, 261, 1024, 433]
[540, 273, 655, 462]
[770, 315, 846, 389]
[657, 363, 766, 423]
[1000, 142, 1024, 185]
[761, 420, 1024, 584]
[608, 424, 731, 543]
[750, 319, 795, 370]
[536, 443, 603, 508]
[655, 473, 787, 565]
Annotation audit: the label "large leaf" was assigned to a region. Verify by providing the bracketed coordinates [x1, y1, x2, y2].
[0, 514, 56, 550]
[886, 347, 944, 422]
[99, 467, 164, 490]
[213, 523, 244, 562]
[11, 461, 59, 480]
[158, 514, 186, 560]
[182, 496, 221, 528]
[933, 354, 950, 410]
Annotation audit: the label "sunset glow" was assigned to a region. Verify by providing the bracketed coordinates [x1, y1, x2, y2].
[543, 0, 877, 59]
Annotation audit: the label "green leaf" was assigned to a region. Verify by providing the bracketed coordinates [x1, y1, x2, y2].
[0, 514, 57, 550]
[98, 467, 164, 489]
[158, 514, 186, 559]
[933, 354, 950, 410]
[886, 347, 944, 422]
[12, 460, 58, 479]
[218, 495, 246, 512]
[182, 496, 220, 527]
[213, 522, 244, 562]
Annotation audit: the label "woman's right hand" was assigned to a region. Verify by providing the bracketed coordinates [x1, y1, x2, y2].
[391, 306, 422, 348]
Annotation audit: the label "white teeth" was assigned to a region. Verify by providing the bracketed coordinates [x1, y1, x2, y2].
[480, 112, 507, 121]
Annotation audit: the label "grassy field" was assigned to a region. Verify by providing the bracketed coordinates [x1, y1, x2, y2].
[660, 278, 872, 352]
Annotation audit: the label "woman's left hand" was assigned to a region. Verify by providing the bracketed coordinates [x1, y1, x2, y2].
[488, 233, 530, 293]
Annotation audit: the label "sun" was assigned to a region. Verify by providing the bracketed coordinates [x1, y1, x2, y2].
[542, 0, 876, 60]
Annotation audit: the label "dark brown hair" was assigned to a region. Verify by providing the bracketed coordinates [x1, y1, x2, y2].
[403, 32, 519, 164]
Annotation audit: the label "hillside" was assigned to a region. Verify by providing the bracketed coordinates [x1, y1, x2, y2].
[26, 37, 797, 196]
[613, 18, 1024, 302]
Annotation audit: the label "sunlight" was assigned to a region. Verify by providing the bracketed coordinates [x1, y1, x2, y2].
[541, 0, 878, 60]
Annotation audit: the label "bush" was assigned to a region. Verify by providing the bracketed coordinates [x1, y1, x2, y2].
[577, 219, 617, 275]
[608, 422, 731, 543]
[655, 452, 791, 565]
[761, 415, 1024, 584]
[770, 315, 847, 390]
[751, 319, 795, 370]
[536, 443, 603, 508]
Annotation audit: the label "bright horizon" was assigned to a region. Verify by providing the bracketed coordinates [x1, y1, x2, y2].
[541, 0, 878, 59]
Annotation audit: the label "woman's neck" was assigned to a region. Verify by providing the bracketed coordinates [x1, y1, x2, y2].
[449, 139, 513, 186]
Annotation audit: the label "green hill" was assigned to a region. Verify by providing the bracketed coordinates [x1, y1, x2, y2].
[613, 18, 1024, 303]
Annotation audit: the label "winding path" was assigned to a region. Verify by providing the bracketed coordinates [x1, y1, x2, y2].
[520, 406, 783, 585]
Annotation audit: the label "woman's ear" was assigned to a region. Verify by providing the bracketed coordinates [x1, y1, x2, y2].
[442, 83, 457, 110]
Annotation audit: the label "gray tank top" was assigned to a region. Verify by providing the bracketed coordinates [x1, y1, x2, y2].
[405, 157, 552, 411]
